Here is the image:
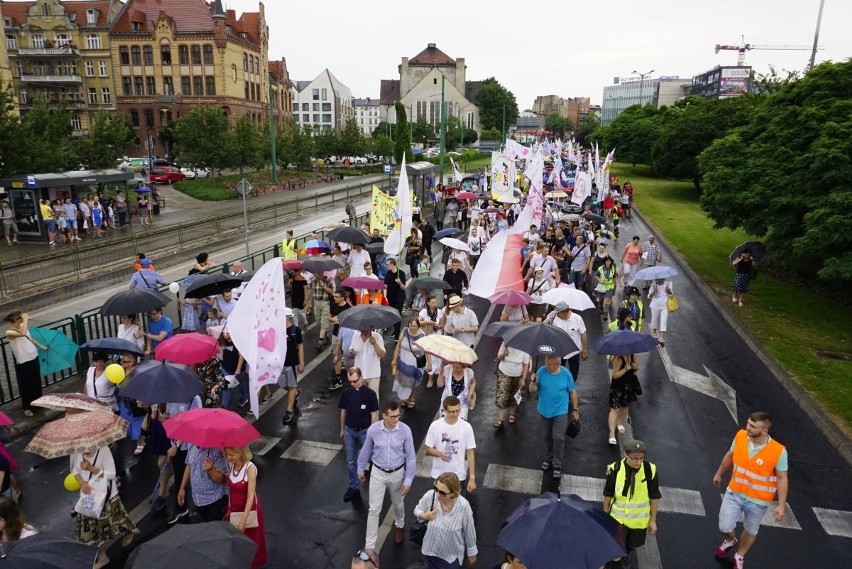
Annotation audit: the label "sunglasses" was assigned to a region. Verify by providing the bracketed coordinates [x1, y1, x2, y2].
[356, 550, 378, 567]
[433, 485, 453, 497]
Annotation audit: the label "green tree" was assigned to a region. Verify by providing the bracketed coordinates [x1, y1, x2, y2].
[411, 117, 435, 146]
[544, 113, 573, 139]
[159, 124, 177, 159]
[0, 85, 23, 178]
[698, 60, 852, 283]
[574, 114, 601, 147]
[17, 100, 74, 172]
[228, 114, 264, 175]
[173, 106, 232, 174]
[276, 123, 314, 170]
[601, 104, 663, 166]
[444, 116, 463, 150]
[394, 102, 412, 164]
[74, 111, 135, 170]
[475, 77, 519, 133]
[337, 118, 365, 157]
[371, 134, 395, 160]
[479, 127, 502, 141]
[373, 121, 393, 139]
[312, 127, 338, 158]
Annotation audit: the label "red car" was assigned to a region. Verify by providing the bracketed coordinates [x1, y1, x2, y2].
[149, 166, 185, 185]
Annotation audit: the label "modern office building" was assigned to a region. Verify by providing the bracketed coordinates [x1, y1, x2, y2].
[601, 75, 692, 125]
[690, 66, 752, 99]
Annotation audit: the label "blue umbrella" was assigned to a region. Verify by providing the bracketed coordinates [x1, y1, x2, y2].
[80, 337, 144, 357]
[135, 186, 153, 193]
[434, 228, 461, 239]
[29, 327, 78, 375]
[119, 360, 204, 405]
[593, 330, 660, 356]
[496, 493, 625, 569]
[633, 265, 679, 281]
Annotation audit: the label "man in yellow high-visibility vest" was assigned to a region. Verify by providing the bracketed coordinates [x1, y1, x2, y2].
[281, 229, 297, 260]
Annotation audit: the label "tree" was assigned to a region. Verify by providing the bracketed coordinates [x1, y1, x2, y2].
[17, 100, 74, 173]
[372, 121, 393, 139]
[371, 134, 395, 160]
[475, 77, 519, 134]
[600, 104, 663, 166]
[698, 60, 852, 283]
[394, 102, 412, 164]
[444, 116, 463, 150]
[574, 114, 601, 147]
[544, 113, 573, 139]
[479, 127, 502, 141]
[312, 127, 338, 158]
[0, 85, 23, 178]
[411, 117, 435, 146]
[74, 111, 135, 170]
[173, 106, 232, 173]
[337, 118, 365, 157]
[228, 114, 264, 175]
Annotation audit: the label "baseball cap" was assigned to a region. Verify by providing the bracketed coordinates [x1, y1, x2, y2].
[282, 307, 294, 317]
[140, 259, 152, 267]
[553, 301, 570, 312]
[623, 440, 646, 453]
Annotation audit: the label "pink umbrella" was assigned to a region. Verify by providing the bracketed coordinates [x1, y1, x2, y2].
[490, 290, 531, 306]
[155, 333, 219, 365]
[342, 276, 385, 291]
[282, 260, 303, 271]
[457, 191, 477, 199]
[0, 412, 13, 427]
[163, 408, 261, 448]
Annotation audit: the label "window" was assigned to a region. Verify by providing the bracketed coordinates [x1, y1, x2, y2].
[119, 46, 129, 65]
[294, 114, 299, 123]
[88, 87, 97, 104]
[132, 22, 142, 31]
[178, 45, 188, 65]
[70, 115, 81, 130]
[180, 76, 190, 95]
[312, 103, 319, 111]
[143, 46, 153, 65]
[322, 103, 331, 111]
[193, 76, 202, 96]
[321, 88, 327, 101]
[203, 44, 213, 64]
[301, 103, 308, 111]
[146, 76, 156, 95]
[231, 64, 237, 82]
[131, 45, 141, 65]
[253, 56, 259, 74]
[122, 76, 131, 95]
[130, 109, 139, 126]
[20, 89, 28, 104]
[191, 45, 201, 65]
[31, 34, 44, 49]
[98, 60, 108, 76]
[322, 114, 331, 123]
[101, 87, 110, 104]
[56, 34, 71, 47]
[86, 9, 97, 24]
[249, 83, 255, 100]
[163, 77, 174, 96]
[160, 43, 171, 65]
[205, 76, 216, 95]
[302, 114, 309, 122]
[312, 88, 319, 100]
[133, 76, 143, 95]
[57, 62, 77, 76]
[244, 82, 249, 99]
[85, 61, 95, 76]
[144, 108, 154, 128]
[6, 35, 17, 50]
[243, 53, 248, 71]
[86, 34, 100, 49]
[15, 62, 23, 77]
[313, 114, 320, 122]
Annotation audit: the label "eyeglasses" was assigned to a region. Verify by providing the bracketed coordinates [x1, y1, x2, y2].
[384, 413, 401, 419]
[120, 360, 133, 364]
[356, 550, 378, 567]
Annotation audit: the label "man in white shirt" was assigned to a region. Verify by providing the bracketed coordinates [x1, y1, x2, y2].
[523, 224, 540, 245]
[545, 301, 588, 383]
[440, 295, 478, 348]
[424, 396, 477, 494]
[349, 328, 386, 398]
[346, 244, 372, 278]
[229, 261, 248, 300]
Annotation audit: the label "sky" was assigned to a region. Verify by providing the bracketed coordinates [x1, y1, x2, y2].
[224, 0, 851, 108]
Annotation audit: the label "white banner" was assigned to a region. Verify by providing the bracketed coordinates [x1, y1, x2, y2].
[491, 152, 516, 203]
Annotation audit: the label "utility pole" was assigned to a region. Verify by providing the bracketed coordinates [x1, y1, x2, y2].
[268, 83, 278, 183]
[809, 0, 825, 71]
[438, 74, 445, 183]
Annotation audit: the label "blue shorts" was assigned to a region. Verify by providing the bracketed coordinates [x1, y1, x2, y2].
[66, 218, 77, 229]
[718, 490, 768, 536]
[45, 219, 57, 233]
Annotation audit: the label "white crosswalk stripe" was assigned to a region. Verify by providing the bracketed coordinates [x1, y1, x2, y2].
[719, 494, 802, 530]
[281, 440, 342, 466]
[812, 507, 852, 538]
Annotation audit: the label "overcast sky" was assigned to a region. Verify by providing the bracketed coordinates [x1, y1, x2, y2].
[225, 0, 850, 108]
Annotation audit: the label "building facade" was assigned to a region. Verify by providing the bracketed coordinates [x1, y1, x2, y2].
[353, 96, 382, 136]
[0, 2, 15, 112]
[291, 69, 353, 132]
[109, 0, 270, 156]
[268, 56, 293, 126]
[3, 0, 122, 133]
[601, 75, 692, 125]
[689, 66, 752, 99]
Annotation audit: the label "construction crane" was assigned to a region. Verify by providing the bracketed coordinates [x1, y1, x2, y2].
[714, 36, 820, 66]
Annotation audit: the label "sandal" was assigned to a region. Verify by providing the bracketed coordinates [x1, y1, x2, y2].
[508, 415, 516, 425]
[493, 420, 504, 429]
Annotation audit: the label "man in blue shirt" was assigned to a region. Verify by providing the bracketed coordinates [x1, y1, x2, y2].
[144, 308, 173, 355]
[129, 259, 165, 290]
[529, 354, 580, 480]
[339, 367, 379, 503]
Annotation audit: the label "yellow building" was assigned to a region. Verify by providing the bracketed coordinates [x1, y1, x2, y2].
[109, 0, 273, 157]
[2, 0, 122, 132]
[0, 2, 15, 112]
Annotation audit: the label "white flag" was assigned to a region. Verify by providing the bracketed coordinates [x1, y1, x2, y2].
[384, 154, 412, 256]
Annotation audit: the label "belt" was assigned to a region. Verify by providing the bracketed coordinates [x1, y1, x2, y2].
[346, 425, 368, 432]
[372, 463, 404, 474]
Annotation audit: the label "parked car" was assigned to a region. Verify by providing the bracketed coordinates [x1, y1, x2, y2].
[179, 166, 210, 179]
[350, 156, 368, 165]
[149, 166, 186, 184]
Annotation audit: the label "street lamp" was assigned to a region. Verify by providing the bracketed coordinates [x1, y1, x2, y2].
[632, 69, 655, 106]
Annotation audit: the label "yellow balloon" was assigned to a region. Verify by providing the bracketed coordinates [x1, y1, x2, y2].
[105, 363, 126, 384]
[64, 473, 80, 492]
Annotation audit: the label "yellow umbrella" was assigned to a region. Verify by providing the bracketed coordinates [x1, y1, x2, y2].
[414, 335, 478, 366]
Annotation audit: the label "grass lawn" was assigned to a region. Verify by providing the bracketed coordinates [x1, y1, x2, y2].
[613, 163, 852, 433]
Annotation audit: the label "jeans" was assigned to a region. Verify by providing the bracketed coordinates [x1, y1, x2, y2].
[344, 427, 368, 489]
[571, 270, 586, 290]
[196, 494, 228, 522]
[541, 413, 569, 469]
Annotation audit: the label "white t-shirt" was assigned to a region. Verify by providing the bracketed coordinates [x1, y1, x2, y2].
[86, 366, 116, 408]
[425, 417, 476, 480]
[498, 344, 531, 377]
[648, 280, 672, 310]
[117, 323, 144, 350]
[467, 233, 484, 256]
[6, 331, 38, 364]
[418, 307, 444, 334]
[350, 331, 383, 378]
[548, 311, 586, 358]
[346, 249, 372, 277]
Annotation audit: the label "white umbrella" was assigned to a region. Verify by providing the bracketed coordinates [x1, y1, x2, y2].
[439, 237, 470, 252]
[498, 196, 519, 204]
[544, 190, 568, 198]
[541, 286, 596, 311]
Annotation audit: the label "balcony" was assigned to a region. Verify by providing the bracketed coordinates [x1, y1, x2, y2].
[20, 74, 83, 85]
[16, 47, 82, 58]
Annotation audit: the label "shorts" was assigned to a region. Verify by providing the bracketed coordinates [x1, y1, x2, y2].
[67, 218, 78, 229]
[718, 491, 768, 536]
[623, 526, 648, 550]
[2, 221, 17, 236]
[278, 366, 298, 388]
[45, 219, 57, 233]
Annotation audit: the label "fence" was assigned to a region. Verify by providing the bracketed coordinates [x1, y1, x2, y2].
[0, 210, 372, 405]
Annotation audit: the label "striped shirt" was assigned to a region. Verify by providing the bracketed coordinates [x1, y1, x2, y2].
[414, 491, 478, 563]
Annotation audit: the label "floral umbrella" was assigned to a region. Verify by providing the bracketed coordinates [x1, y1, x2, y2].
[414, 335, 478, 366]
[31, 393, 112, 413]
[25, 411, 128, 459]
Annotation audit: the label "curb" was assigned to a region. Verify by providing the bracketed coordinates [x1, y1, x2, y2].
[632, 207, 852, 467]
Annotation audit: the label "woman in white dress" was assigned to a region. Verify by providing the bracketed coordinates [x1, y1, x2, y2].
[117, 314, 144, 351]
[391, 319, 426, 408]
[84, 352, 116, 411]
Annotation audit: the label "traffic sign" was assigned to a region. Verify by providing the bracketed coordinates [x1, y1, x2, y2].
[383, 165, 391, 174]
[236, 178, 252, 196]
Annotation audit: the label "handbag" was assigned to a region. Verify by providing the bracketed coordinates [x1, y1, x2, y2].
[566, 418, 581, 438]
[666, 294, 679, 312]
[594, 282, 607, 294]
[229, 510, 259, 529]
[407, 333, 426, 368]
[409, 490, 436, 546]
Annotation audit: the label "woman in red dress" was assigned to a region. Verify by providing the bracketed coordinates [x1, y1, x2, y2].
[225, 446, 267, 569]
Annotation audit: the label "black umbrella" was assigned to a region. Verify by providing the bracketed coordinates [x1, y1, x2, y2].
[126, 521, 257, 569]
[80, 337, 144, 357]
[503, 323, 575, 357]
[729, 241, 767, 265]
[366, 242, 385, 254]
[411, 277, 453, 290]
[301, 256, 344, 273]
[483, 321, 520, 338]
[100, 289, 171, 316]
[434, 228, 462, 239]
[118, 360, 204, 405]
[326, 225, 370, 245]
[234, 270, 255, 282]
[338, 304, 401, 330]
[582, 212, 605, 223]
[0, 532, 98, 569]
[593, 330, 660, 356]
[185, 273, 244, 298]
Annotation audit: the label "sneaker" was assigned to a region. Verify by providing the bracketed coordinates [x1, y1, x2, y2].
[732, 554, 744, 569]
[552, 468, 562, 480]
[343, 487, 359, 502]
[261, 393, 273, 403]
[715, 537, 738, 558]
[540, 461, 552, 471]
[282, 410, 294, 425]
[330, 378, 345, 391]
[151, 496, 166, 512]
[49, 241, 56, 246]
[237, 398, 248, 408]
[166, 508, 188, 524]
[75, 237, 82, 241]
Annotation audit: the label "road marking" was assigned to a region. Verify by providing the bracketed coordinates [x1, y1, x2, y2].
[637, 534, 662, 569]
[482, 464, 544, 495]
[719, 494, 802, 530]
[659, 348, 737, 422]
[249, 436, 281, 457]
[812, 507, 852, 538]
[281, 440, 343, 466]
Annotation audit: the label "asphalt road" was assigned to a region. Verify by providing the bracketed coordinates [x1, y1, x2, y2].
[8, 213, 852, 569]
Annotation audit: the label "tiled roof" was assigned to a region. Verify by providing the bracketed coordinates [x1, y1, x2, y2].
[353, 98, 379, 106]
[293, 80, 311, 92]
[380, 79, 399, 106]
[112, 0, 214, 33]
[1, 0, 112, 27]
[408, 44, 455, 66]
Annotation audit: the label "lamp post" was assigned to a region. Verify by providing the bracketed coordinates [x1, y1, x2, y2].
[632, 69, 655, 106]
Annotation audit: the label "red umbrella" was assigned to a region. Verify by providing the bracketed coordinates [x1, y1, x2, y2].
[490, 290, 531, 306]
[162, 408, 261, 448]
[155, 333, 219, 365]
[457, 191, 477, 199]
[342, 276, 385, 291]
[282, 260, 303, 271]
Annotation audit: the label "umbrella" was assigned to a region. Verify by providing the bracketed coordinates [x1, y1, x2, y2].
[29, 327, 78, 375]
[80, 337, 144, 357]
[25, 411, 128, 459]
[484, 207, 501, 213]
[118, 360, 204, 405]
[634, 265, 679, 281]
[490, 290, 531, 306]
[434, 228, 462, 239]
[582, 212, 605, 223]
[0, 532, 99, 569]
[483, 321, 520, 338]
[0, 412, 13, 427]
[125, 521, 257, 569]
[155, 333, 219, 365]
[326, 225, 370, 245]
[300, 239, 331, 255]
[496, 493, 625, 569]
[282, 260, 303, 271]
[342, 276, 385, 291]
[338, 304, 401, 330]
[593, 330, 660, 356]
[414, 335, 478, 365]
[541, 287, 596, 311]
[545, 190, 568, 198]
[411, 277, 452, 290]
[134, 186, 152, 193]
[235, 270, 256, 282]
[439, 237, 470, 252]
[502, 323, 574, 357]
[563, 213, 581, 222]
[31, 393, 112, 413]
[100, 289, 171, 316]
[185, 273, 243, 298]
[366, 242, 385, 254]
[729, 241, 767, 265]
[163, 408, 261, 448]
[301, 256, 344, 273]
[456, 191, 477, 199]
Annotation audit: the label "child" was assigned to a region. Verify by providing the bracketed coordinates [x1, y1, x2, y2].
[57, 210, 71, 244]
[107, 200, 116, 229]
[206, 308, 223, 329]
[417, 254, 431, 278]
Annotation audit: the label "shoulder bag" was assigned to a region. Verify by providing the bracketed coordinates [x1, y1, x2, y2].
[74, 450, 111, 519]
[407, 332, 427, 369]
[409, 490, 436, 546]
